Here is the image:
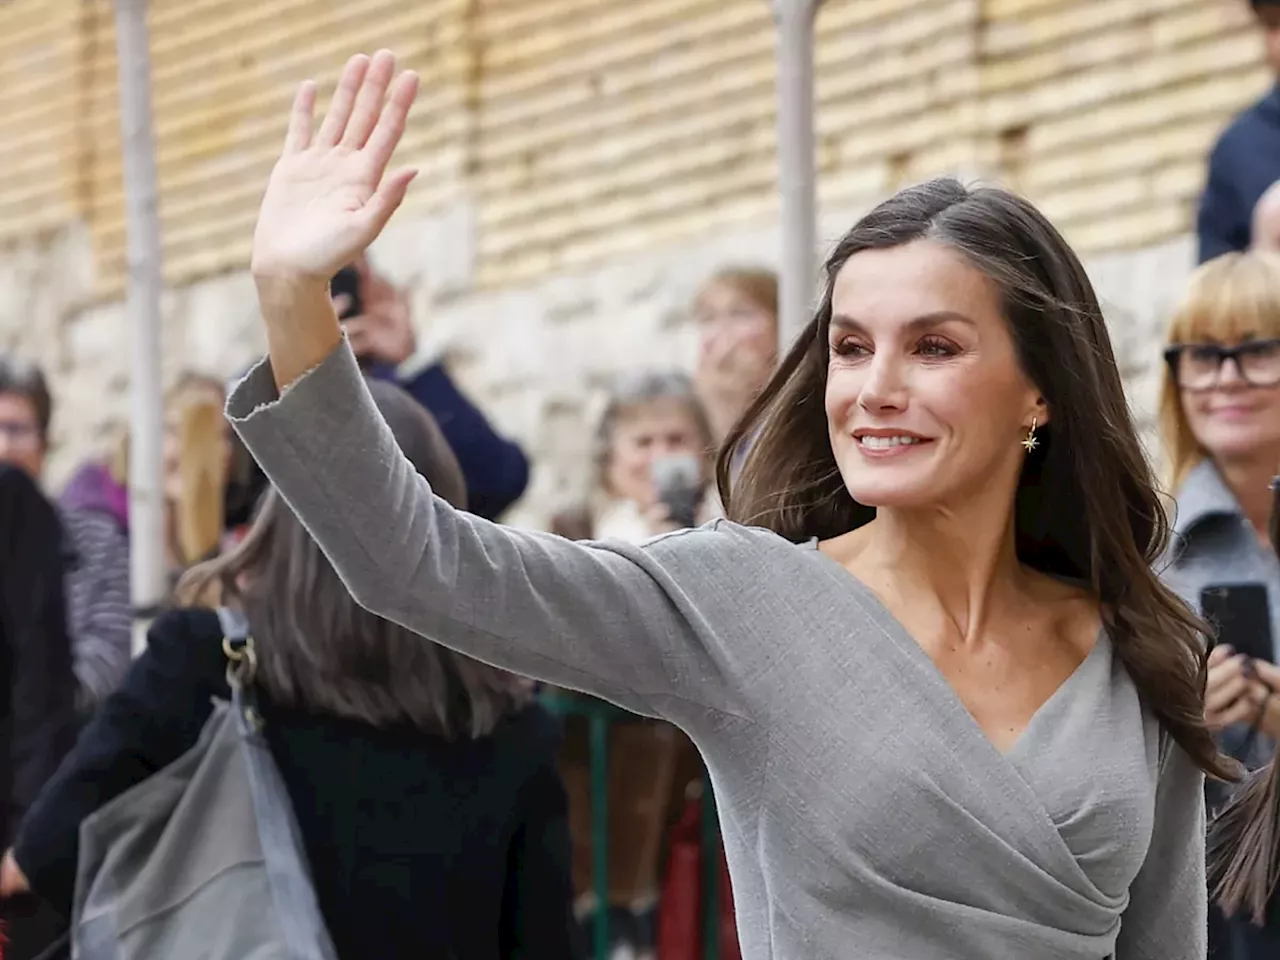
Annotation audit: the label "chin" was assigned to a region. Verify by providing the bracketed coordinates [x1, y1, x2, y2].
[1203, 431, 1280, 460]
[839, 468, 941, 510]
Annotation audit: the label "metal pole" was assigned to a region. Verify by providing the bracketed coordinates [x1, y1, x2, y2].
[113, 0, 167, 652]
[771, 0, 823, 350]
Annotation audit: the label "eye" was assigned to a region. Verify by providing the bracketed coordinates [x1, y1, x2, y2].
[831, 337, 870, 357]
[917, 335, 959, 358]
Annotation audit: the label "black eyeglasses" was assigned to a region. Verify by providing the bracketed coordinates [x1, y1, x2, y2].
[1163, 338, 1280, 390]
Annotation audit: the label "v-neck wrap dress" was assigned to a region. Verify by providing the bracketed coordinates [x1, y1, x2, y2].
[227, 339, 1206, 960]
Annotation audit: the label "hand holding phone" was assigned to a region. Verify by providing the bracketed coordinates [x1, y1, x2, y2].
[329, 264, 363, 320]
[651, 454, 704, 529]
[1202, 584, 1274, 732]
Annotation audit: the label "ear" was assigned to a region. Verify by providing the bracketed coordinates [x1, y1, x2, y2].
[1028, 396, 1050, 428]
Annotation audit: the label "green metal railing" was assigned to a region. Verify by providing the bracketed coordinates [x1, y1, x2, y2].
[541, 690, 721, 960]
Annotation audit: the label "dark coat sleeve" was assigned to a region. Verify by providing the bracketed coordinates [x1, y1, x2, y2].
[11, 608, 228, 913]
[0, 466, 78, 847]
[369, 360, 530, 520]
[1197, 134, 1251, 264]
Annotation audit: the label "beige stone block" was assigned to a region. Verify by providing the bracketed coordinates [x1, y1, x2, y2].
[1024, 67, 1265, 153]
[1066, 203, 1191, 255]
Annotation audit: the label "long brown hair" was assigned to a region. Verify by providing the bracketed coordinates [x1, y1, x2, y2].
[1210, 476, 1280, 924]
[717, 177, 1235, 782]
[178, 379, 530, 739]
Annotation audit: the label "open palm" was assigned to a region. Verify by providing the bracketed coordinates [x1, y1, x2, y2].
[252, 51, 420, 281]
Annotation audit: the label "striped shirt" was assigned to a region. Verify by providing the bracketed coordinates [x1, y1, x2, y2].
[60, 507, 132, 710]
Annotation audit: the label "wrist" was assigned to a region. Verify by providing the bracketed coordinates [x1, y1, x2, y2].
[252, 272, 331, 311]
[252, 275, 344, 391]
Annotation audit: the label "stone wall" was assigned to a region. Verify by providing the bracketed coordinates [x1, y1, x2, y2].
[0, 0, 1258, 526]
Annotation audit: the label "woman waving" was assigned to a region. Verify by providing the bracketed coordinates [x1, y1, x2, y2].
[229, 50, 1229, 960]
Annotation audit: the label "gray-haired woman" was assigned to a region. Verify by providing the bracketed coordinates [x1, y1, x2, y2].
[2, 379, 581, 960]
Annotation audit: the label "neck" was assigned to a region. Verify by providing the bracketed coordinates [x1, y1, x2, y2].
[1215, 453, 1278, 540]
[838, 464, 1031, 645]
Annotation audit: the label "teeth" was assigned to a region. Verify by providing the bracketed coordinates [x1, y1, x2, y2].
[858, 435, 921, 449]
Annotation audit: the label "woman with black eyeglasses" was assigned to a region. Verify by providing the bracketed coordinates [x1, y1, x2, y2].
[1159, 250, 1280, 959]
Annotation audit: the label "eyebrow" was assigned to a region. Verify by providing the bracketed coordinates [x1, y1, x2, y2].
[830, 311, 978, 334]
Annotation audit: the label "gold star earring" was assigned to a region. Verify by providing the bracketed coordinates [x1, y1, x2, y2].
[1022, 417, 1039, 453]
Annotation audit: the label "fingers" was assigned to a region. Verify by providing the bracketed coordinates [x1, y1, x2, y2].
[0, 849, 29, 898]
[355, 166, 419, 238]
[1212, 694, 1263, 730]
[1207, 652, 1247, 688]
[283, 80, 316, 153]
[316, 54, 371, 147]
[365, 69, 421, 178]
[344, 316, 371, 346]
[1251, 659, 1280, 687]
[1206, 671, 1252, 717]
[1207, 643, 1235, 668]
[342, 50, 399, 150]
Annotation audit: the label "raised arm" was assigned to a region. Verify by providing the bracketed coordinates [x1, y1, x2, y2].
[231, 50, 749, 723]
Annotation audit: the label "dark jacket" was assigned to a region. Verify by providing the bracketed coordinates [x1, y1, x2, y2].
[13, 607, 580, 960]
[0, 465, 78, 847]
[367, 361, 530, 520]
[1197, 85, 1280, 263]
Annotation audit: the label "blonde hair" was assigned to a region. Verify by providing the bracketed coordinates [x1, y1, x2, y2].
[167, 371, 230, 565]
[1159, 251, 1280, 490]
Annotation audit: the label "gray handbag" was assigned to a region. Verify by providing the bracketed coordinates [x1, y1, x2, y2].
[68, 608, 338, 960]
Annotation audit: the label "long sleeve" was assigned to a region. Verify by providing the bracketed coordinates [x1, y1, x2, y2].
[11, 609, 227, 912]
[62, 509, 134, 710]
[500, 757, 583, 959]
[368, 358, 530, 520]
[1197, 139, 1248, 264]
[226, 340, 751, 723]
[1114, 737, 1207, 959]
[0, 467, 77, 845]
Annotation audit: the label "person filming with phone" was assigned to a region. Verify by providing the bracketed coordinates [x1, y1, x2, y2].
[582, 372, 716, 544]
[1158, 252, 1280, 957]
[328, 255, 530, 520]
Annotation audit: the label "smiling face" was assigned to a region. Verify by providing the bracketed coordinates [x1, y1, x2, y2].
[824, 239, 1046, 512]
[1177, 343, 1280, 466]
[603, 398, 710, 506]
[1161, 252, 1280, 485]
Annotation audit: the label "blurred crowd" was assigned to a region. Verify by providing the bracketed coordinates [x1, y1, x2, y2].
[0, 250, 779, 960]
[0, 3, 1278, 959]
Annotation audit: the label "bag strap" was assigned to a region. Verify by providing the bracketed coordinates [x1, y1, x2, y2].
[216, 606, 259, 695]
[215, 607, 339, 958]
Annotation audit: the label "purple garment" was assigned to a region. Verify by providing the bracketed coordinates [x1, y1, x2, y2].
[59, 463, 129, 532]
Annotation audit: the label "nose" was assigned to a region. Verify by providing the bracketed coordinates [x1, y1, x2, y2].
[857, 352, 908, 412]
[1216, 356, 1248, 389]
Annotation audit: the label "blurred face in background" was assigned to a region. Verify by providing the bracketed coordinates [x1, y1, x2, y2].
[1162, 253, 1280, 483]
[0, 392, 44, 478]
[604, 398, 709, 506]
[1175, 342, 1280, 465]
[694, 278, 778, 402]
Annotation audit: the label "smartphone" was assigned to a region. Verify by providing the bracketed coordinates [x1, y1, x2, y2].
[329, 264, 362, 320]
[651, 454, 704, 529]
[1202, 583, 1274, 664]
